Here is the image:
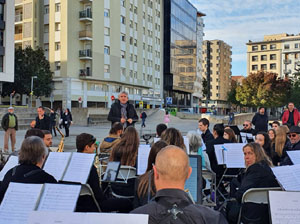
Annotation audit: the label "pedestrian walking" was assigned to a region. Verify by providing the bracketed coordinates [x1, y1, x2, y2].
[1, 107, 18, 152]
[163, 110, 170, 126]
[228, 110, 235, 125]
[140, 111, 147, 128]
[49, 108, 57, 137]
[61, 108, 73, 137]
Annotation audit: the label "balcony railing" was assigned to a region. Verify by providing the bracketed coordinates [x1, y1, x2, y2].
[15, 14, 23, 22]
[79, 10, 92, 20]
[284, 59, 291, 64]
[79, 49, 92, 58]
[15, 33, 23, 41]
[79, 30, 92, 39]
[79, 68, 92, 77]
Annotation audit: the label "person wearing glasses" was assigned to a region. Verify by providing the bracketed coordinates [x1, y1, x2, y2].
[239, 120, 256, 143]
[280, 126, 300, 165]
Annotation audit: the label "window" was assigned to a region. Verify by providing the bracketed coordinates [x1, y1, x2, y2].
[261, 45, 267, 50]
[104, 27, 110, 36]
[120, 16, 126, 24]
[55, 42, 61, 51]
[0, 56, 3, 72]
[295, 43, 299, 49]
[120, 0, 125, 7]
[134, 39, 137, 47]
[270, 63, 276, 69]
[121, 50, 126, 59]
[104, 46, 110, 55]
[44, 6, 49, 14]
[129, 20, 133, 28]
[55, 3, 61, 12]
[252, 46, 258, 51]
[121, 33, 126, 41]
[104, 9, 110, 17]
[261, 64, 267, 70]
[104, 64, 110, 73]
[252, 56, 258, 61]
[55, 23, 61, 31]
[252, 65, 258, 70]
[261, 55, 267, 61]
[270, 54, 276, 60]
[284, 44, 290, 50]
[55, 61, 61, 70]
[270, 44, 276, 50]
[44, 25, 49, 33]
[129, 37, 133, 45]
[121, 68, 126, 76]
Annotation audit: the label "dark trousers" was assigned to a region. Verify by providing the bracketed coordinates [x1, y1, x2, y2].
[50, 123, 57, 136]
[141, 118, 146, 127]
[64, 124, 70, 137]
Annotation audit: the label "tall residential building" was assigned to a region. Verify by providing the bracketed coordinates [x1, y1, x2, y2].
[15, 0, 164, 109]
[0, 0, 15, 83]
[163, 0, 205, 110]
[202, 40, 232, 114]
[247, 33, 300, 78]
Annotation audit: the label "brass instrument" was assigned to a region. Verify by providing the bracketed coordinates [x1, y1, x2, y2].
[55, 126, 65, 152]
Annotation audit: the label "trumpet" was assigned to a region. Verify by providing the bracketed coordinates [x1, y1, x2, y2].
[55, 126, 65, 152]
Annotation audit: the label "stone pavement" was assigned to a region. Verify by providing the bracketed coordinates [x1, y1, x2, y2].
[0, 109, 205, 152]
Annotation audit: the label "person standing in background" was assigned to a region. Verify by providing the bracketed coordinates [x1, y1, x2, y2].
[1, 107, 18, 152]
[163, 110, 170, 126]
[61, 108, 73, 137]
[49, 108, 57, 137]
[35, 106, 50, 131]
[252, 107, 268, 133]
[140, 111, 147, 128]
[282, 102, 300, 127]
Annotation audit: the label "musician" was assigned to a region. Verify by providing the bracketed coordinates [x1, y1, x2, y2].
[42, 130, 53, 148]
[107, 91, 138, 128]
[100, 122, 123, 153]
[0, 136, 57, 203]
[34, 106, 51, 131]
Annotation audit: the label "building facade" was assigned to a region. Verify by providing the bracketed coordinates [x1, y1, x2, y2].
[202, 40, 232, 114]
[0, 0, 15, 83]
[163, 0, 204, 110]
[247, 33, 300, 78]
[15, 0, 164, 109]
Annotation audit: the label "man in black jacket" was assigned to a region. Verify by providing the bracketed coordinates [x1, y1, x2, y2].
[1, 107, 18, 152]
[252, 107, 268, 133]
[198, 118, 214, 145]
[34, 106, 50, 131]
[131, 145, 227, 224]
[108, 91, 138, 128]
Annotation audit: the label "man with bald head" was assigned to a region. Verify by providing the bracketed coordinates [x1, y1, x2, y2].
[131, 145, 227, 224]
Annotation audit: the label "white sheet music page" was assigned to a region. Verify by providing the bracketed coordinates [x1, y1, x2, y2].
[62, 153, 95, 184]
[0, 155, 18, 181]
[137, 144, 151, 175]
[271, 165, 300, 191]
[43, 152, 72, 181]
[224, 143, 245, 168]
[240, 132, 247, 143]
[214, 144, 225, 165]
[183, 136, 190, 154]
[269, 191, 300, 224]
[154, 137, 160, 143]
[0, 183, 43, 224]
[287, 151, 300, 165]
[37, 184, 81, 211]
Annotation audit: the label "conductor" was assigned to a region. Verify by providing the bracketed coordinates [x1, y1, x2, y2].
[108, 91, 138, 128]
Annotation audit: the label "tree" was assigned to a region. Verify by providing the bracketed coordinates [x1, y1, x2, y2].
[2, 47, 53, 97]
[236, 71, 291, 107]
[227, 79, 240, 105]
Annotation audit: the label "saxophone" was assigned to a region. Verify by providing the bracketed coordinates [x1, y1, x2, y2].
[55, 126, 65, 152]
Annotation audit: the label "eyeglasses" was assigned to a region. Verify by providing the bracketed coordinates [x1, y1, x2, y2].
[288, 134, 298, 138]
[243, 124, 248, 127]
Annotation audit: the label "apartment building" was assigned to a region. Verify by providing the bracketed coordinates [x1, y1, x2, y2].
[202, 40, 232, 114]
[163, 0, 205, 110]
[14, 0, 164, 109]
[247, 33, 300, 78]
[0, 0, 14, 83]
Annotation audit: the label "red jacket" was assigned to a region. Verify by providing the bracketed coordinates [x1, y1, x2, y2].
[282, 109, 300, 126]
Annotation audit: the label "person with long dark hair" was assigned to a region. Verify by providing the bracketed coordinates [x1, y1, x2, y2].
[160, 127, 186, 151]
[255, 132, 274, 163]
[61, 108, 72, 137]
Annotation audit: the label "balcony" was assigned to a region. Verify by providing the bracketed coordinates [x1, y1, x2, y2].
[79, 49, 92, 60]
[284, 59, 291, 64]
[15, 14, 23, 23]
[80, 0, 93, 3]
[79, 30, 92, 41]
[79, 68, 92, 77]
[79, 10, 92, 22]
[14, 33, 23, 41]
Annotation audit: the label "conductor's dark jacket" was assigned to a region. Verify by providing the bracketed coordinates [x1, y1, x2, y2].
[35, 114, 51, 131]
[0, 164, 57, 203]
[107, 100, 138, 127]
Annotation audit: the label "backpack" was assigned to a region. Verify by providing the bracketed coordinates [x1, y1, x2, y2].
[155, 199, 197, 224]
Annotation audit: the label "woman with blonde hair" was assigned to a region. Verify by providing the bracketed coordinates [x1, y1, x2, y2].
[273, 126, 290, 165]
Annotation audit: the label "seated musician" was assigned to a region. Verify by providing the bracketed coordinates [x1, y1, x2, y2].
[100, 122, 123, 153]
[0, 136, 57, 203]
[76, 133, 131, 212]
[227, 142, 279, 224]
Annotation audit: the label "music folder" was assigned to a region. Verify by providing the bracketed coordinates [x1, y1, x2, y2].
[0, 155, 18, 181]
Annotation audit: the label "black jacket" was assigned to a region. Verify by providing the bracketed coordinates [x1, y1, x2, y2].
[1, 113, 18, 131]
[280, 140, 300, 165]
[0, 164, 57, 203]
[49, 112, 57, 125]
[62, 112, 72, 127]
[131, 188, 228, 224]
[108, 100, 138, 127]
[206, 136, 230, 179]
[35, 114, 51, 131]
[252, 113, 268, 133]
[201, 129, 214, 145]
[239, 128, 256, 143]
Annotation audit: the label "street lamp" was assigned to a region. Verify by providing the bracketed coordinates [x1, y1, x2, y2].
[30, 76, 37, 108]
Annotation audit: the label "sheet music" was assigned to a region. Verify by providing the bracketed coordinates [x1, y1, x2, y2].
[37, 184, 81, 211]
[183, 136, 190, 154]
[185, 157, 198, 202]
[28, 211, 149, 224]
[137, 145, 151, 175]
[240, 132, 247, 143]
[214, 144, 225, 164]
[269, 191, 300, 224]
[224, 143, 245, 168]
[0, 183, 43, 224]
[154, 137, 160, 143]
[272, 165, 300, 191]
[0, 155, 18, 181]
[62, 153, 95, 184]
[287, 151, 300, 165]
[43, 152, 72, 181]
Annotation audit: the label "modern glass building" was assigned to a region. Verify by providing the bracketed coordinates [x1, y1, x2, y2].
[163, 0, 198, 108]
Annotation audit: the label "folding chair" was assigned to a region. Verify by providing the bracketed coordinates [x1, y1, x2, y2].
[202, 169, 217, 207]
[79, 184, 101, 212]
[237, 187, 282, 224]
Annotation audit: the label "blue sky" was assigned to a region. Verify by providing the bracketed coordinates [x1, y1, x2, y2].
[191, 0, 300, 76]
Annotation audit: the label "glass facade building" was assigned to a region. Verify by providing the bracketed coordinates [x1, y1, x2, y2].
[164, 0, 197, 107]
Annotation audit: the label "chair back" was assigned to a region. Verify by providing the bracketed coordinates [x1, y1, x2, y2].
[79, 184, 101, 212]
[242, 187, 282, 204]
[116, 165, 137, 183]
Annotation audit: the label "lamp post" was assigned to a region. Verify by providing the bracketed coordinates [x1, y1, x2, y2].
[30, 76, 37, 108]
